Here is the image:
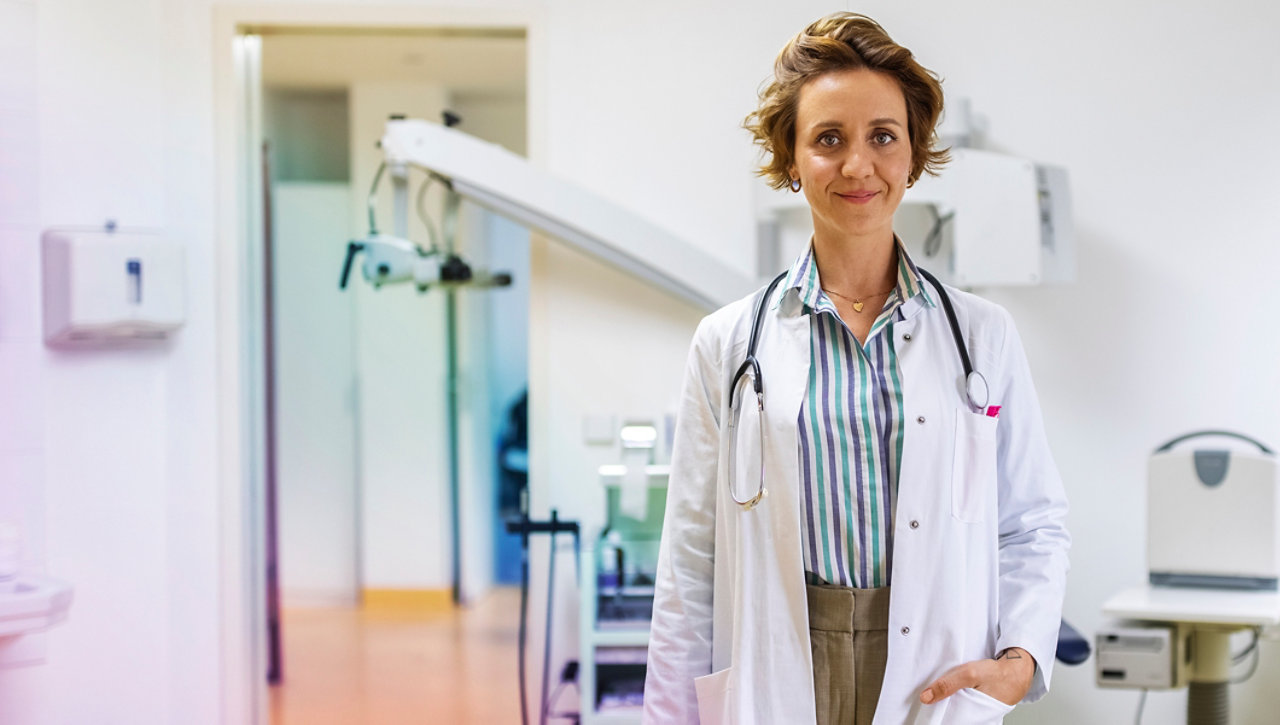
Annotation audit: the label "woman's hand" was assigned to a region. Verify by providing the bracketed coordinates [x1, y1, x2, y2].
[918, 647, 1036, 707]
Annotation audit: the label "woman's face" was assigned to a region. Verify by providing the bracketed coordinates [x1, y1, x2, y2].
[789, 68, 912, 246]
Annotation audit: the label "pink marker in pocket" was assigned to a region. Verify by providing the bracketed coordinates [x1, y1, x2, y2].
[985, 406, 1001, 418]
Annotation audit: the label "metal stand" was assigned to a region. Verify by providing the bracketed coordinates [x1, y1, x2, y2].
[1187, 682, 1229, 725]
[507, 510, 580, 725]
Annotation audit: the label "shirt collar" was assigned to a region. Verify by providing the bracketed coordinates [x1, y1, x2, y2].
[778, 237, 935, 317]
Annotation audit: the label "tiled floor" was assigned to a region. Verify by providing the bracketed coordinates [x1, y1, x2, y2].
[270, 588, 524, 724]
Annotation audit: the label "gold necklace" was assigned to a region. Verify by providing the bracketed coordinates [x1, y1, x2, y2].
[822, 285, 896, 313]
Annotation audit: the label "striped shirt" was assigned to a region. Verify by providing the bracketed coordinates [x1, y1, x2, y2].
[781, 242, 933, 588]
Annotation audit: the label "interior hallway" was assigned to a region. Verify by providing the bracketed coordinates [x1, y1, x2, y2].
[270, 588, 524, 724]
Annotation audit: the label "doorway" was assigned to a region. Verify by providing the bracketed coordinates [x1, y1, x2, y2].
[249, 23, 530, 725]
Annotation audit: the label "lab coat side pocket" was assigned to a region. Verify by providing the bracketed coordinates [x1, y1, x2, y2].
[951, 410, 998, 524]
[693, 666, 734, 725]
[947, 686, 1015, 724]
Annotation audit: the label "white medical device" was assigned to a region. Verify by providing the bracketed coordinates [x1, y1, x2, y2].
[899, 149, 1074, 286]
[41, 225, 185, 346]
[1148, 431, 1279, 591]
[1095, 623, 1189, 690]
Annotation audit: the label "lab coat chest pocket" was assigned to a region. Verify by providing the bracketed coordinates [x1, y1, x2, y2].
[951, 410, 998, 523]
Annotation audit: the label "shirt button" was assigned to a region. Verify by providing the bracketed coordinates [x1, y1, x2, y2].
[903, 333, 912, 341]
[901, 626, 911, 636]
[916, 416, 926, 424]
[909, 520, 920, 529]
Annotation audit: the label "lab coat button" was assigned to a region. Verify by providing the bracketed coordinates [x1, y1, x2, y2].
[916, 416, 926, 424]
[901, 626, 910, 636]
[909, 520, 920, 529]
[903, 333, 912, 341]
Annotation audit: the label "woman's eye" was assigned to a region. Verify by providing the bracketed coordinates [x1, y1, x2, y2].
[872, 131, 896, 146]
[818, 133, 840, 148]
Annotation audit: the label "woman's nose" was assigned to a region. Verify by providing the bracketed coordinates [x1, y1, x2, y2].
[841, 145, 873, 179]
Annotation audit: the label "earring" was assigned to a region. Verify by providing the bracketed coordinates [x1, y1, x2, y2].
[790, 178, 801, 192]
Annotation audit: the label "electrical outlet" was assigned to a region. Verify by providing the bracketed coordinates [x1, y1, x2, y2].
[583, 415, 615, 445]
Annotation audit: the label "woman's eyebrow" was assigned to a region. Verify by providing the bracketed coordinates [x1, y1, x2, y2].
[807, 117, 904, 130]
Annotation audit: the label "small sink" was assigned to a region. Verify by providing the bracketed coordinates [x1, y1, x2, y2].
[0, 576, 73, 638]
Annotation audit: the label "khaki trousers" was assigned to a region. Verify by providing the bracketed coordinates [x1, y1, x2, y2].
[807, 583, 891, 725]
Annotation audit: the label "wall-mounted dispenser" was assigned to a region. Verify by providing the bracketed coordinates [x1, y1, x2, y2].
[41, 225, 185, 346]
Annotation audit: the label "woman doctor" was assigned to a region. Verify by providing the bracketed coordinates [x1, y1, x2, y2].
[643, 13, 1069, 725]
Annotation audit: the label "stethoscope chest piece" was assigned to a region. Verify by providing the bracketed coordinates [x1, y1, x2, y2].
[740, 487, 768, 510]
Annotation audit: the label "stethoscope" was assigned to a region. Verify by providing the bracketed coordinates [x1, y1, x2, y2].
[727, 266, 988, 510]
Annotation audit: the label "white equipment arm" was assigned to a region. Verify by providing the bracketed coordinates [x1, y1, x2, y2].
[380, 119, 754, 312]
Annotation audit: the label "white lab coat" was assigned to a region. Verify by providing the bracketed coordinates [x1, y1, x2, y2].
[643, 279, 1070, 725]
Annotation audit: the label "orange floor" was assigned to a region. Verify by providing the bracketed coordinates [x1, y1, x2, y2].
[269, 588, 525, 724]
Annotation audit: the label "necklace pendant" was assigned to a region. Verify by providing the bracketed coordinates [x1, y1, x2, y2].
[852, 301, 865, 313]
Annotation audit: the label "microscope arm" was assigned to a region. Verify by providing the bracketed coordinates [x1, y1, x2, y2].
[378, 119, 754, 312]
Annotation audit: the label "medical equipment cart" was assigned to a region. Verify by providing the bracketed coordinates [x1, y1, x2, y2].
[578, 466, 669, 724]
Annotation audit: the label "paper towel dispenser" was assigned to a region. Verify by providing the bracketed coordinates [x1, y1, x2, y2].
[41, 226, 185, 346]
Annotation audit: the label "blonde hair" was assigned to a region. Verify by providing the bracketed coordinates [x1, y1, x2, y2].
[745, 12, 949, 189]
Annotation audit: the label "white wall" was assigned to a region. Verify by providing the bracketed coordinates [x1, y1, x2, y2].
[3, 1, 1277, 724]
[0, 0, 43, 574]
[272, 182, 360, 605]
[0, 3, 49, 718]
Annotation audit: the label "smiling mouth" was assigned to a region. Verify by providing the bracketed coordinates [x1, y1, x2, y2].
[836, 190, 879, 205]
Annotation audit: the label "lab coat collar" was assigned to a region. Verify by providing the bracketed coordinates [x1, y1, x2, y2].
[894, 238, 935, 318]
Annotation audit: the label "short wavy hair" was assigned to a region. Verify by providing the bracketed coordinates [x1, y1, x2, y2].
[745, 13, 949, 189]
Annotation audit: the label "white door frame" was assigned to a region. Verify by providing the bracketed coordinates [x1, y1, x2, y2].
[211, 5, 547, 722]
